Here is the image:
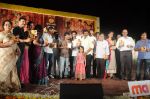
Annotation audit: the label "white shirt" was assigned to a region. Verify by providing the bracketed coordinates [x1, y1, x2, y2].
[72, 38, 79, 56]
[95, 40, 109, 58]
[116, 36, 135, 51]
[42, 33, 53, 53]
[81, 36, 94, 55]
[76, 35, 83, 40]
[90, 36, 96, 52]
[89, 35, 96, 44]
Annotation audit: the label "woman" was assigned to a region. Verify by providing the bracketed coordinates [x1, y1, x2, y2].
[0, 20, 20, 92]
[106, 31, 117, 79]
[32, 25, 48, 85]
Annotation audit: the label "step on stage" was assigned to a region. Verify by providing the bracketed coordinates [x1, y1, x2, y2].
[21, 79, 129, 99]
[60, 79, 129, 99]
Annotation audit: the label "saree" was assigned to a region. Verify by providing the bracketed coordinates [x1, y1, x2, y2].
[20, 46, 29, 84]
[106, 39, 117, 74]
[0, 44, 21, 92]
[33, 45, 48, 85]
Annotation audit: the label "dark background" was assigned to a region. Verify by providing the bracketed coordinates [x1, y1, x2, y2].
[0, 0, 149, 40]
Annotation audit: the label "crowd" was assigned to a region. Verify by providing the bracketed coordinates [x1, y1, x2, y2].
[0, 17, 150, 92]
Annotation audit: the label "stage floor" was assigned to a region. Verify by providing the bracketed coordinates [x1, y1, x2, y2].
[21, 79, 129, 96]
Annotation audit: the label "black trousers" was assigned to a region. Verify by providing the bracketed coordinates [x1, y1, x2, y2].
[70, 56, 76, 77]
[120, 51, 132, 80]
[86, 54, 93, 78]
[95, 58, 106, 79]
[93, 58, 97, 77]
[115, 49, 121, 78]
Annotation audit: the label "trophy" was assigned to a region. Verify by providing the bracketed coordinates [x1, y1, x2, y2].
[141, 46, 146, 52]
[119, 40, 124, 47]
[31, 30, 37, 38]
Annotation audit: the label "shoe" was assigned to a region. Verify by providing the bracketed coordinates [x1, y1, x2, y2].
[49, 75, 54, 79]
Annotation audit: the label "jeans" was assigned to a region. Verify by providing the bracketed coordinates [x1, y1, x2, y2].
[136, 59, 150, 80]
[52, 54, 60, 76]
[120, 51, 132, 80]
[86, 54, 93, 78]
[59, 56, 70, 78]
[44, 52, 53, 76]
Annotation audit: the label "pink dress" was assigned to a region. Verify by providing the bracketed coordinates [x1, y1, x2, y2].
[75, 53, 86, 79]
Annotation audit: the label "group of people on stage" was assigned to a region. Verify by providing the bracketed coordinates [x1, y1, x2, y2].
[0, 17, 150, 92]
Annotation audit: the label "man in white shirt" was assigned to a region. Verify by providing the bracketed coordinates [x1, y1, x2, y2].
[70, 31, 81, 78]
[81, 30, 94, 78]
[94, 33, 109, 79]
[116, 29, 135, 80]
[89, 29, 97, 77]
[43, 27, 54, 78]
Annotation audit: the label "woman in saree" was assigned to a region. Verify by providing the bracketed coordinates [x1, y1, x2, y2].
[32, 25, 48, 85]
[0, 20, 20, 92]
[106, 31, 117, 79]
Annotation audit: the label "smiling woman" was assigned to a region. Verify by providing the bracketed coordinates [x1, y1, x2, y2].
[0, 20, 21, 93]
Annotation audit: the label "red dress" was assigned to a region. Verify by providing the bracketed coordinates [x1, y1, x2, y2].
[75, 53, 86, 79]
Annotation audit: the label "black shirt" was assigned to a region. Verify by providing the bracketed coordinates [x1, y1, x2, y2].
[13, 26, 29, 53]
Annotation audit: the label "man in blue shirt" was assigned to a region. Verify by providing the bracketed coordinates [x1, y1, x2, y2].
[135, 32, 150, 80]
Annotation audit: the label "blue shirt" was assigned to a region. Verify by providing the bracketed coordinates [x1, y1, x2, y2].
[135, 39, 150, 59]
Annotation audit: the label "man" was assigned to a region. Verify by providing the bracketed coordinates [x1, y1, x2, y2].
[13, 17, 31, 80]
[43, 26, 54, 78]
[81, 30, 94, 78]
[116, 29, 135, 80]
[94, 33, 109, 79]
[135, 32, 150, 80]
[52, 32, 61, 78]
[59, 32, 71, 78]
[70, 31, 81, 78]
[89, 29, 97, 77]
[115, 34, 122, 78]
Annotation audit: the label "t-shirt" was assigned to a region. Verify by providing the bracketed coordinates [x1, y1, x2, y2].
[13, 26, 29, 53]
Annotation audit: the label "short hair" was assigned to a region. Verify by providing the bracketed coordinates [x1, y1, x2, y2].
[108, 31, 114, 33]
[122, 29, 128, 32]
[47, 26, 55, 30]
[27, 21, 34, 28]
[35, 24, 43, 33]
[141, 32, 147, 35]
[71, 31, 77, 34]
[19, 16, 26, 21]
[64, 32, 70, 36]
[2, 20, 12, 29]
[99, 33, 105, 35]
[82, 29, 89, 33]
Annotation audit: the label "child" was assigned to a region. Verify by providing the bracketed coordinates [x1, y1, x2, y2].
[75, 46, 86, 80]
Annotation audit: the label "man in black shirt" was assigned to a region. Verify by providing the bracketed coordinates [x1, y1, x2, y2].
[13, 17, 31, 80]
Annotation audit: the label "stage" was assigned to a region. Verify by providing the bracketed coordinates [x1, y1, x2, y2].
[20, 79, 129, 96]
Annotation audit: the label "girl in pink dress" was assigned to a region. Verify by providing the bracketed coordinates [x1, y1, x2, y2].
[75, 46, 86, 80]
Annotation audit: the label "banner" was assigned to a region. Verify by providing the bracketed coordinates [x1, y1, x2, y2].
[0, 3, 100, 37]
[128, 80, 150, 97]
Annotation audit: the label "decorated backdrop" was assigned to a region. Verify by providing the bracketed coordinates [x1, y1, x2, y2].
[0, 8, 95, 37]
